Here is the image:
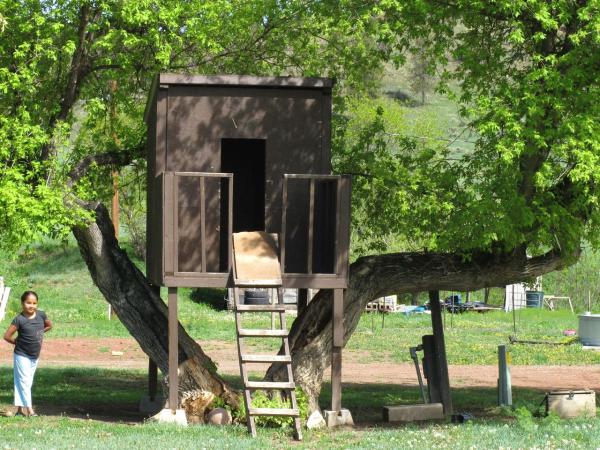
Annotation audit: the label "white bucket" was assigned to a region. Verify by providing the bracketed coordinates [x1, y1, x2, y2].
[579, 313, 600, 346]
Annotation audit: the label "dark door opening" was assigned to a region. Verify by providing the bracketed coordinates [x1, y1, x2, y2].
[221, 138, 266, 232]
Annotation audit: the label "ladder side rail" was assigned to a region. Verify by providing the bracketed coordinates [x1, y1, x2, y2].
[278, 287, 303, 440]
[234, 286, 256, 437]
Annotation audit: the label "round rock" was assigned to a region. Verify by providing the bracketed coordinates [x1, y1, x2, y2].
[207, 407, 232, 425]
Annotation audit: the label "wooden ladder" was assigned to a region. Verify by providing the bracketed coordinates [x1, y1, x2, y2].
[233, 286, 302, 440]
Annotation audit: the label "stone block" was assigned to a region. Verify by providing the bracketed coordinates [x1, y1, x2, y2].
[207, 408, 232, 425]
[324, 409, 354, 427]
[383, 403, 444, 422]
[306, 410, 326, 429]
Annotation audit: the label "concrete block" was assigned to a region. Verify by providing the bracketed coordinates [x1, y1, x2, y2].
[324, 409, 354, 427]
[383, 403, 444, 422]
[139, 394, 165, 415]
[149, 408, 188, 425]
[306, 410, 326, 429]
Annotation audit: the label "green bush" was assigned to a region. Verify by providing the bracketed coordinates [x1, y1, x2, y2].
[235, 388, 309, 428]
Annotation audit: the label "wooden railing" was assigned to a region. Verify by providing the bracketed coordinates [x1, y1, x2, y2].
[164, 171, 233, 279]
[281, 174, 351, 283]
[154, 171, 350, 289]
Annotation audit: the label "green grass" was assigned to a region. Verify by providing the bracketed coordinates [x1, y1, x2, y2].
[351, 309, 600, 365]
[0, 239, 130, 337]
[0, 366, 599, 449]
[1, 416, 598, 450]
[2, 240, 600, 364]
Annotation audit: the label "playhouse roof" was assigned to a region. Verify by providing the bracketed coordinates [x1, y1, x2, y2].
[144, 73, 335, 123]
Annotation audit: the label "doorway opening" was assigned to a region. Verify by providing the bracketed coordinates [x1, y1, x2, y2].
[221, 138, 266, 232]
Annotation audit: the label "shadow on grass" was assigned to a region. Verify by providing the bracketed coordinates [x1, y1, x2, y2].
[0, 365, 146, 422]
[318, 382, 546, 424]
[1, 366, 548, 426]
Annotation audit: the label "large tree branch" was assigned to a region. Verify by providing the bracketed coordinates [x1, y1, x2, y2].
[267, 247, 577, 411]
[66, 141, 145, 187]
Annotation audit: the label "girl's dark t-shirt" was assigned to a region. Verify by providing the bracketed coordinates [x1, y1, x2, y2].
[11, 311, 47, 359]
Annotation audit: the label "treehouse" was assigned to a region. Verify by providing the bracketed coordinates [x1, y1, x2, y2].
[144, 74, 352, 435]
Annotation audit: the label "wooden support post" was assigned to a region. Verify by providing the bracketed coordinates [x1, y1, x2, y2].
[331, 288, 344, 412]
[168, 287, 179, 412]
[298, 289, 308, 314]
[421, 335, 441, 403]
[149, 359, 158, 402]
[428, 290, 452, 417]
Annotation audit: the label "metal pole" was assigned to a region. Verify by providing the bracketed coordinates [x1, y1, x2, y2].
[410, 346, 427, 403]
[498, 345, 512, 406]
[512, 285, 516, 334]
[450, 292, 454, 328]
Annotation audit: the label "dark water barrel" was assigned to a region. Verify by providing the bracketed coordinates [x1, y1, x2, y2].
[244, 290, 270, 305]
[526, 291, 544, 308]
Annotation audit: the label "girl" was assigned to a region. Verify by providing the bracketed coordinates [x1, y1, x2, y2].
[3, 291, 52, 417]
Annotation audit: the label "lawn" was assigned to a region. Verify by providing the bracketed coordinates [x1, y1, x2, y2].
[1, 366, 599, 449]
[1, 240, 600, 448]
[2, 239, 599, 364]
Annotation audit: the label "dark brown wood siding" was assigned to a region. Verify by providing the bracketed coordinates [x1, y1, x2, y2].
[145, 76, 347, 288]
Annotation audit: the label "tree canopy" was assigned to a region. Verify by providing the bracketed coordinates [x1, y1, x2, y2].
[378, 0, 600, 259]
[0, 0, 390, 249]
[2, 0, 600, 412]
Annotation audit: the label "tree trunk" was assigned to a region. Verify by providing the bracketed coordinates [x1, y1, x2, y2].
[70, 200, 575, 415]
[266, 249, 575, 411]
[411, 292, 420, 305]
[71, 201, 240, 410]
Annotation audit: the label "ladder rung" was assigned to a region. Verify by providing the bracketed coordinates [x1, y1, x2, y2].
[246, 381, 295, 390]
[241, 354, 292, 363]
[238, 329, 288, 337]
[236, 304, 295, 312]
[249, 408, 299, 417]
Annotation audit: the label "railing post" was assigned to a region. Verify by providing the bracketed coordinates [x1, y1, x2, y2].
[200, 176, 206, 272]
[307, 178, 315, 274]
[280, 176, 288, 274]
[228, 175, 233, 271]
[172, 174, 179, 274]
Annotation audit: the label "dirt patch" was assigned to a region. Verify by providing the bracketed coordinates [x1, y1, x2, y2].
[1, 337, 599, 391]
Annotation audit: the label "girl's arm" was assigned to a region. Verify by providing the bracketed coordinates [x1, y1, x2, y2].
[3, 324, 17, 345]
[43, 319, 52, 333]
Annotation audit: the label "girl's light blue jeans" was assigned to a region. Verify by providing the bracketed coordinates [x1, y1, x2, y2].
[14, 353, 39, 407]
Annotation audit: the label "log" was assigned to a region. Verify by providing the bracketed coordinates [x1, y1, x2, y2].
[266, 248, 575, 411]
